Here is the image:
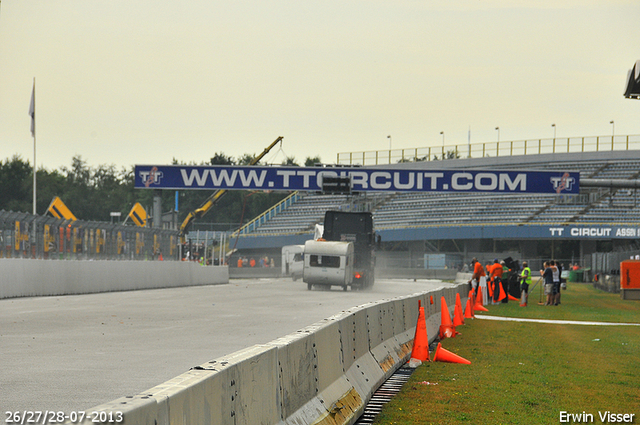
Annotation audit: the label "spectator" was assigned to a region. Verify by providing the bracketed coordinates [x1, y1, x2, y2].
[553, 260, 561, 306]
[519, 261, 532, 306]
[468, 258, 487, 304]
[540, 261, 554, 306]
[487, 259, 504, 305]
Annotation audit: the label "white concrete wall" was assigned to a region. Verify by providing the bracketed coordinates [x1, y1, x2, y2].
[78, 283, 468, 425]
[0, 259, 229, 299]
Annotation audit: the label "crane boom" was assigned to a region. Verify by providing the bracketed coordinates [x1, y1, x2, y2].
[178, 136, 283, 242]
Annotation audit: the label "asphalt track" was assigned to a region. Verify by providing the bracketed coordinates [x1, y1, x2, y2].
[1, 277, 452, 417]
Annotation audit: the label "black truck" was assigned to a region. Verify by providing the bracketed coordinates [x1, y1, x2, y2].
[322, 211, 376, 290]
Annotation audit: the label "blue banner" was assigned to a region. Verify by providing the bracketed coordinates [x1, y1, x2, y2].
[135, 165, 580, 194]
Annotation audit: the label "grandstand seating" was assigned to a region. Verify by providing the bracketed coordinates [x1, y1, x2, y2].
[574, 189, 640, 224]
[250, 194, 350, 234]
[238, 155, 640, 236]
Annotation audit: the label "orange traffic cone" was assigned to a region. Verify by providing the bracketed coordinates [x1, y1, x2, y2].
[453, 293, 464, 327]
[474, 287, 489, 312]
[497, 281, 507, 302]
[409, 302, 430, 363]
[508, 293, 519, 301]
[432, 342, 471, 364]
[520, 290, 528, 307]
[464, 297, 474, 319]
[439, 297, 455, 339]
[430, 295, 434, 305]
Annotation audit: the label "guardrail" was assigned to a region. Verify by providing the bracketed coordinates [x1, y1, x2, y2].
[1, 259, 229, 299]
[337, 134, 640, 165]
[0, 210, 179, 261]
[77, 283, 468, 425]
[232, 191, 300, 238]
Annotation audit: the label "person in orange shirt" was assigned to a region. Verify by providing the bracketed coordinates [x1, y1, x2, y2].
[485, 261, 496, 299]
[468, 258, 487, 304]
[487, 259, 504, 305]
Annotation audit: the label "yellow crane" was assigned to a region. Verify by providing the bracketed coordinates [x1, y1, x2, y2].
[178, 136, 283, 243]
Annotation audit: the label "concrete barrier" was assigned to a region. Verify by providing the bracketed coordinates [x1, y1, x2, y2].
[0, 259, 229, 299]
[456, 272, 473, 283]
[229, 266, 281, 279]
[376, 267, 458, 280]
[76, 283, 468, 425]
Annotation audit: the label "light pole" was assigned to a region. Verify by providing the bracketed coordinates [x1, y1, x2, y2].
[495, 127, 500, 143]
[610, 120, 615, 144]
[387, 135, 392, 150]
[552, 123, 556, 139]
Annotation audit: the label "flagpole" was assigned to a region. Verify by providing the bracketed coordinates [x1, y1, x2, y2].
[30, 78, 36, 215]
[33, 125, 36, 215]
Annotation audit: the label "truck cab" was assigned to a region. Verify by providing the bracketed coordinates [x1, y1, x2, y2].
[322, 211, 376, 290]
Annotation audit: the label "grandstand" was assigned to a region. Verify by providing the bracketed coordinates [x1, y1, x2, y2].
[230, 149, 640, 269]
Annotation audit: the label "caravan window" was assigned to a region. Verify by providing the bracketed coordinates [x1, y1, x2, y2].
[309, 255, 341, 268]
[293, 253, 303, 262]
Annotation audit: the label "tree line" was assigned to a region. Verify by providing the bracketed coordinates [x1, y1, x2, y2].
[0, 153, 322, 230]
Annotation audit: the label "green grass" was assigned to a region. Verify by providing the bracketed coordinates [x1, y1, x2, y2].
[487, 280, 640, 323]
[373, 284, 640, 425]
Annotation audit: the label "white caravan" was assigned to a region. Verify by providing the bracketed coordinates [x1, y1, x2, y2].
[303, 240, 354, 291]
[281, 245, 304, 280]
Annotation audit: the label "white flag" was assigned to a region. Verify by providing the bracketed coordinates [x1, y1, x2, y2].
[29, 80, 35, 137]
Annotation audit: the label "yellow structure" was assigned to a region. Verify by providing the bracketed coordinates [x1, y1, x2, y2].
[46, 196, 77, 221]
[128, 203, 147, 227]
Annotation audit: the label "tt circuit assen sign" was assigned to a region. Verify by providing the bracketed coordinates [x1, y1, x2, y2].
[548, 226, 639, 238]
[134, 165, 579, 195]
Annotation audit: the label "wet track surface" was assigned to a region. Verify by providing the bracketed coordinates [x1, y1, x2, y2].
[1, 277, 451, 415]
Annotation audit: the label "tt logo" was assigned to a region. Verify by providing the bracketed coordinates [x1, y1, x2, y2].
[139, 167, 164, 187]
[550, 173, 575, 193]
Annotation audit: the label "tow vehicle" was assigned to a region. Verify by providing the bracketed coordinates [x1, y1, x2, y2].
[304, 210, 375, 290]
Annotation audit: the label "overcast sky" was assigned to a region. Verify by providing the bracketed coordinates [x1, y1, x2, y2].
[1, 0, 639, 171]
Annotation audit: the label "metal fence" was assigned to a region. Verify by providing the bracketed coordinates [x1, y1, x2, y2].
[337, 134, 640, 165]
[0, 210, 180, 261]
[580, 249, 640, 293]
[586, 249, 640, 276]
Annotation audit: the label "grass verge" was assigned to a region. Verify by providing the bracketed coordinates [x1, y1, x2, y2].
[373, 283, 640, 425]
